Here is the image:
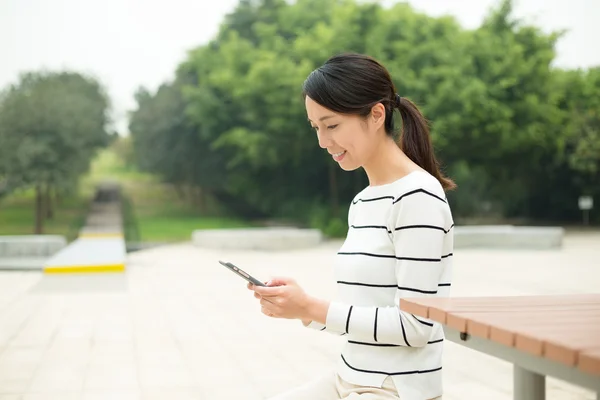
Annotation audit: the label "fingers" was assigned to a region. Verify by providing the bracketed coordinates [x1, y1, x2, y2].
[265, 277, 295, 286]
[253, 285, 283, 298]
[261, 305, 274, 317]
[249, 277, 292, 319]
[261, 303, 279, 318]
[260, 297, 275, 306]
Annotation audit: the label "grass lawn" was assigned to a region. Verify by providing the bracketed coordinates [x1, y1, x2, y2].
[1, 144, 253, 242]
[85, 147, 253, 242]
[0, 189, 88, 241]
[135, 215, 253, 242]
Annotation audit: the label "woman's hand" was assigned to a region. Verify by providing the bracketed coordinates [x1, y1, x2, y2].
[247, 277, 327, 322]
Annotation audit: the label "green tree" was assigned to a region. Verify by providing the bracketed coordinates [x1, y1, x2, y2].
[129, 75, 228, 211]
[128, 0, 599, 230]
[0, 71, 110, 233]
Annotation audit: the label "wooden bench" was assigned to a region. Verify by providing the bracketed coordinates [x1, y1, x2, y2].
[400, 294, 600, 400]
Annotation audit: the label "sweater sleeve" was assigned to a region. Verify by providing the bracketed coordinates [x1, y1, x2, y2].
[312, 188, 449, 346]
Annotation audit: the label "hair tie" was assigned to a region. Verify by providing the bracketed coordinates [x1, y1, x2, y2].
[395, 93, 402, 108]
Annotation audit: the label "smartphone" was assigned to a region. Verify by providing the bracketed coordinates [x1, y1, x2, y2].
[218, 260, 266, 287]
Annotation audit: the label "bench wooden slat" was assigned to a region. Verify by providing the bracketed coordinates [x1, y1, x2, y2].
[451, 311, 600, 364]
[458, 310, 600, 341]
[431, 303, 600, 330]
[579, 348, 600, 375]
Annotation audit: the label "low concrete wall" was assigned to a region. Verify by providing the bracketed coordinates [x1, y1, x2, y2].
[454, 225, 564, 249]
[0, 235, 67, 270]
[0, 235, 67, 257]
[192, 227, 323, 251]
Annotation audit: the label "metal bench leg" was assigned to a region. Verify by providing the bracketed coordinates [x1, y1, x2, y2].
[514, 365, 545, 400]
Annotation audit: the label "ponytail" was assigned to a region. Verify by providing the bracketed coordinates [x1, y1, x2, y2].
[395, 95, 456, 191]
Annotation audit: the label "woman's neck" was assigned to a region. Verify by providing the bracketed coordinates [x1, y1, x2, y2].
[363, 137, 421, 187]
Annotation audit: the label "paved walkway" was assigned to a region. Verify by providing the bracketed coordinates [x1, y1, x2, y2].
[0, 231, 599, 399]
[44, 182, 126, 273]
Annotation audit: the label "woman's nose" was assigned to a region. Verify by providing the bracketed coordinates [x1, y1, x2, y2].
[316, 130, 331, 149]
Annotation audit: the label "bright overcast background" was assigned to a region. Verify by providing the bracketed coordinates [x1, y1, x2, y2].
[1, 0, 598, 134]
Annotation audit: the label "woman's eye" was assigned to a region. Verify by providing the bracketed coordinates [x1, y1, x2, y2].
[327, 124, 338, 130]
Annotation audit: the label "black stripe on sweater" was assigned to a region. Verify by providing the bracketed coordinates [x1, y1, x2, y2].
[338, 251, 395, 259]
[349, 340, 398, 347]
[394, 224, 448, 233]
[393, 188, 447, 204]
[341, 355, 442, 375]
[337, 281, 396, 288]
[337, 252, 443, 262]
[337, 281, 438, 294]
[352, 224, 454, 234]
[373, 308, 379, 342]
[400, 315, 411, 347]
[345, 306, 353, 334]
[397, 286, 438, 294]
[413, 316, 434, 327]
[352, 195, 395, 205]
[350, 224, 391, 233]
[347, 338, 444, 347]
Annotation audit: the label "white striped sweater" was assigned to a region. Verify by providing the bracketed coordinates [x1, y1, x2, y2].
[307, 170, 454, 400]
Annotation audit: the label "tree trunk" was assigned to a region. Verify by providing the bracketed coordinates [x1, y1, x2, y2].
[45, 184, 54, 220]
[35, 185, 44, 234]
[186, 184, 195, 205]
[329, 162, 339, 217]
[175, 183, 186, 201]
[195, 186, 205, 213]
[202, 188, 209, 214]
[55, 189, 62, 206]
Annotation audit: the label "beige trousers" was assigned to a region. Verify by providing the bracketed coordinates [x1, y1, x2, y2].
[268, 371, 441, 399]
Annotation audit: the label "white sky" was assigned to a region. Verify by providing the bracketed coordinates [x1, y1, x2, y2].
[1, 0, 598, 133]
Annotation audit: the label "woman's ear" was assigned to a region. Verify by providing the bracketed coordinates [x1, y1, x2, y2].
[369, 103, 386, 130]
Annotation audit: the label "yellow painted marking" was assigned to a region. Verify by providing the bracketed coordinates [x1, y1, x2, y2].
[44, 264, 125, 274]
[78, 233, 123, 238]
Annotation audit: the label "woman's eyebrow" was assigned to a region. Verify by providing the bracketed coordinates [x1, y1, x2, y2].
[308, 115, 336, 123]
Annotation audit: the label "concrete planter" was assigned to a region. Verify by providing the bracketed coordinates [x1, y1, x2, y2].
[0, 235, 67, 257]
[454, 225, 564, 249]
[0, 235, 67, 270]
[192, 227, 323, 251]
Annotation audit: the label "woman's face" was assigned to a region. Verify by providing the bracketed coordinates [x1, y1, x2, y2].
[305, 96, 385, 171]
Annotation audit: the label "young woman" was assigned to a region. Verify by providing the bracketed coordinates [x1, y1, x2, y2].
[249, 53, 455, 400]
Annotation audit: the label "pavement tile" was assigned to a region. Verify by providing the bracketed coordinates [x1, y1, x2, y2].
[85, 363, 138, 390]
[22, 392, 79, 400]
[83, 390, 141, 400]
